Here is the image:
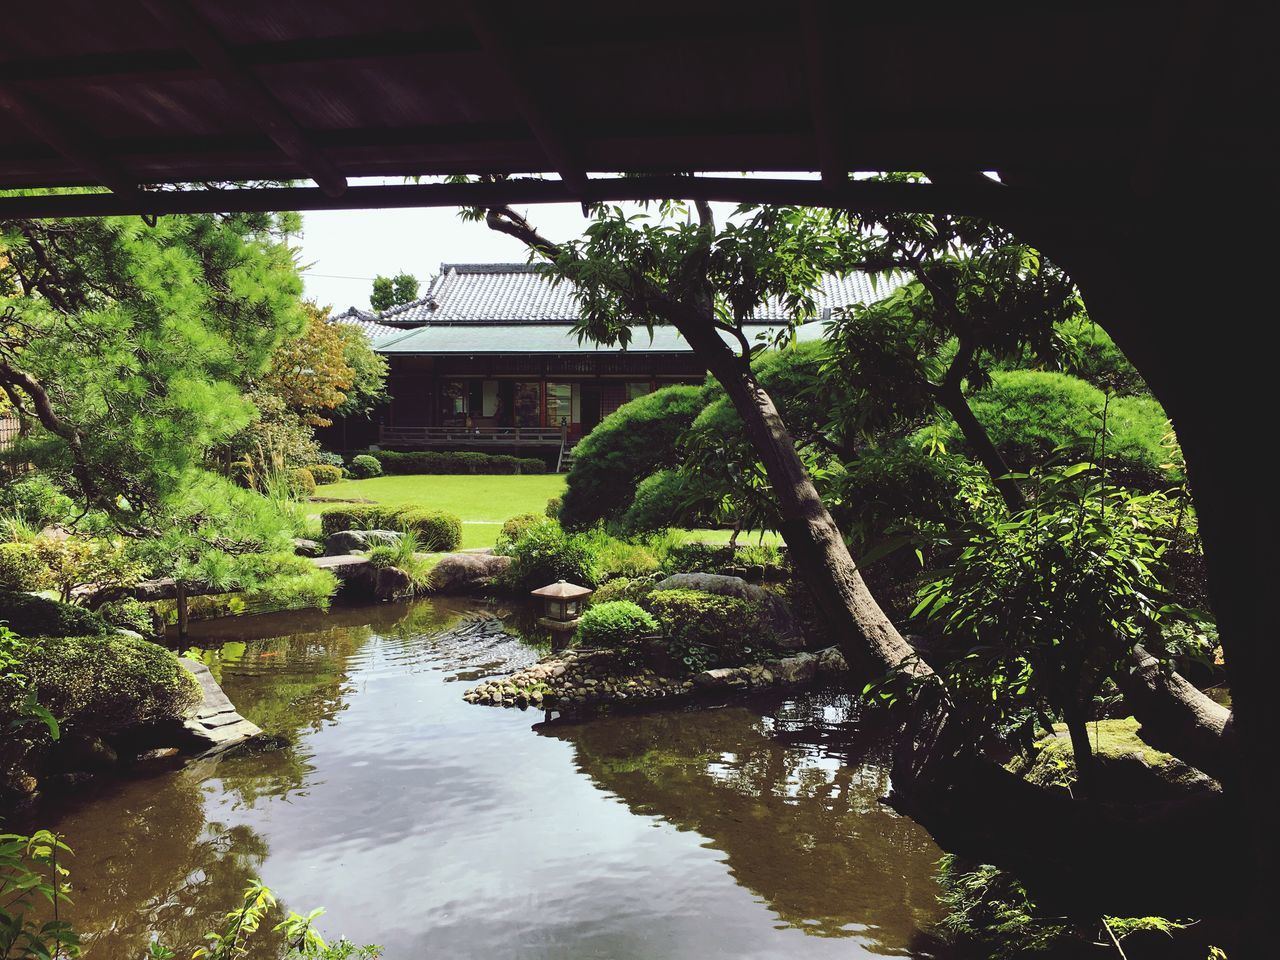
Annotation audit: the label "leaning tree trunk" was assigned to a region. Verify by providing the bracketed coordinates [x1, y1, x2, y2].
[934, 381, 1027, 513]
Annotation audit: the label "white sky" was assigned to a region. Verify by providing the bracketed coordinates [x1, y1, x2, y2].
[294, 174, 817, 311]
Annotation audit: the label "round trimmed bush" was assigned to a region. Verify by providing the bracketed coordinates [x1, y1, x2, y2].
[290, 467, 317, 497]
[310, 464, 343, 485]
[349, 454, 382, 479]
[646, 588, 774, 671]
[21, 633, 201, 735]
[503, 520, 601, 591]
[392, 507, 462, 552]
[575, 600, 658, 661]
[498, 513, 543, 553]
[0, 588, 111, 638]
[0, 542, 45, 591]
[320, 504, 386, 537]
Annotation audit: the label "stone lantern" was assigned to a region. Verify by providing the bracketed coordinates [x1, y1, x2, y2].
[532, 579, 593, 649]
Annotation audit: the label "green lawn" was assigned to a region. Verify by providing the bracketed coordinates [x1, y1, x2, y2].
[316, 473, 780, 550]
[320, 473, 567, 549]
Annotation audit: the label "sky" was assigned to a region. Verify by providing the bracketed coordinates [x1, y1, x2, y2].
[294, 174, 817, 311]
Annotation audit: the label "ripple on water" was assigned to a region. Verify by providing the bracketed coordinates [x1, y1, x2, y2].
[33, 598, 952, 960]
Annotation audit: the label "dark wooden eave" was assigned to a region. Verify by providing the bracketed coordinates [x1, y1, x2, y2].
[0, 1, 1269, 220]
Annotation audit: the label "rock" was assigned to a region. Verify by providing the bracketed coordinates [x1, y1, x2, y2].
[135, 747, 181, 762]
[175, 658, 263, 756]
[652, 572, 806, 650]
[693, 667, 741, 690]
[323, 529, 401, 556]
[373, 565, 415, 602]
[815, 647, 849, 675]
[293, 537, 324, 558]
[766, 651, 820, 686]
[429, 552, 513, 593]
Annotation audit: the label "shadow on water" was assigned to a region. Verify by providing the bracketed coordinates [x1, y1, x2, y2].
[23, 598, 955, 959]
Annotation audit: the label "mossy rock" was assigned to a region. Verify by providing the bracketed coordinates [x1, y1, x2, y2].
[1007, 717, 1218, 802]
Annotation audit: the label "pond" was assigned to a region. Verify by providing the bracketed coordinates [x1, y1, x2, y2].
[30, 599, 954, 959]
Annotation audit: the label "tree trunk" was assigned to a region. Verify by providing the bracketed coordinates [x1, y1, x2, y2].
[1062, 704, 1096, 796]
[934, 381, 1027, 513]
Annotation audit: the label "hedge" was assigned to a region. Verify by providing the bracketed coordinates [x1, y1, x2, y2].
[371, 450, 548, 475]
[320, 504, 462, 551]
[0, 589, 112, 638]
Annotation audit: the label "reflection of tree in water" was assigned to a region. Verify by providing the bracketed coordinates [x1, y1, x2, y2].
[541, 689, 950, 953]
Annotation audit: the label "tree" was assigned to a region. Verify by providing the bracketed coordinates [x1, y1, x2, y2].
[0, 207, 305, 523]
[370, 271, 419, 311]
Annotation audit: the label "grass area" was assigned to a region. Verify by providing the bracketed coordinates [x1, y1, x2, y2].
[316, 474, 780, 550]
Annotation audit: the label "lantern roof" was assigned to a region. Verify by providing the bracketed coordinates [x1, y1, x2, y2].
[531, 580, 593, 600]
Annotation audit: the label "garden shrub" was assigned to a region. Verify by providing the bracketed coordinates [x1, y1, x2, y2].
[835, 442, 969, 547]
[497, 513, 543, 553]
[646, 588, 774, 671]
[588, 575, 659, 608]
[544, 496, 561, 519]
[663, 542, 738, 575]
[0, 543, 44, 591]
[575, 600, 658, 664]
[0, 588, 111, 638]
[349, 454, 382, 479]
[20, 633, 201, 735]
[581, 528, 661, 580]
[319, 505, 386, 537]
[502, 520, 601, 591]
[560, 384, 708, 529]
[372, 450, 547, 475]
[289, 467, 317, 497]
[313, 450, 346, 468]
[390, 507, 462, 551]
[937, 370, 1175, 488]
[620, 469, 696, 534]
[0, 475, 73, 527]
[309, 464, 343, 485]
[95, 597, 154, 635]
[1056, 316, 1148, 397]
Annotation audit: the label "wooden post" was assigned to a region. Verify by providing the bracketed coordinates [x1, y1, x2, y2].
[176, 583, 189, 640]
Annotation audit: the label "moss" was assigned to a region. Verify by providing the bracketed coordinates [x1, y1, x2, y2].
[18, 633, 201, 735]
[1008, 718, 1212, 798]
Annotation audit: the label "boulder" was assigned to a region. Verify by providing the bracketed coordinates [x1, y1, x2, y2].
[652, 572, 806, 649]
[175, 658, 262, 757]
[815, 646, 849, 676]
[429, 552, 513, 593]
[373, 565, 415, 602]
[292, 537, 324, 558]
[766, 651, 820, 685]
[323, 529, 401, 556]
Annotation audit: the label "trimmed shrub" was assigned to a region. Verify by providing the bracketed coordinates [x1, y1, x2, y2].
[96, 597, 154, 635]
[391, 507, 462, 552]
[497, 513, 543, 553]
[621, 469, 692, 534]
[313, 450, 346, 468]
[0, 543, 45, 591]
[320, 504, 385, 537]
[575, 600, 658, 663]
[349, 454, 382, 479]
[310, 464, 343, 485]
[290, 467, 317, 497]
[21, 633, 201, 735]
[503, 520, 601, 591]
[0, 589, 111, 638]
[664, 542, 738, 576]
[373, 450, 548, 475]
[588, 575, 659, 608]
[560, 384, 709, 529]
[646, 588, 774, 671]
[938, 370, 1175, 489]
[544, 496, 561, 519]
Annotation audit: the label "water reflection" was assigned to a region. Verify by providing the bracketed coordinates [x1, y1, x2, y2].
[25, 599, 951, 959]
[541, 694, 947, 952]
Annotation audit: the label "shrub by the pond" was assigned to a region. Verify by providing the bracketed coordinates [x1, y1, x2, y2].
[503, 520, 601, 591]
[95, 597, 154, 636]
[290, 467, 317, 497]
[497, 513, 543, 553]
[349, 454, 382, 479]
[0, 543, 45, 591]
[663, 542, 738, 576]
[575, 601, 658, 663]
[18, 633, 201, 735]
[309, 464, 343, 485]
[0, 589, 111, 638]
[588, 575, 659, 608]
[646, 589, 773, 671]
[320, 504, 386, 537]
[392, 507, 462, 551]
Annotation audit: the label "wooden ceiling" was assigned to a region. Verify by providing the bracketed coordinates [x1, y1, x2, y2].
[0, 1, 1270, 217]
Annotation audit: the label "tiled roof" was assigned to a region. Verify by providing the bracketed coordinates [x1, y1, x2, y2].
[366, 262, 902, 327]
[328, 306, 402, 346]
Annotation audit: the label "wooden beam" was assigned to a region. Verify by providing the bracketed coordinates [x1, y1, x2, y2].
[0, 83, 139, 198]
[462, 3, 588, 195]
[0, 175, 1085, 223]
[135, 0, 348, 198]
[799, 0, 845, 187]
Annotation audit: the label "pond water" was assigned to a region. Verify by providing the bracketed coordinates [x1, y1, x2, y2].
[31, 599, 953, 959]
